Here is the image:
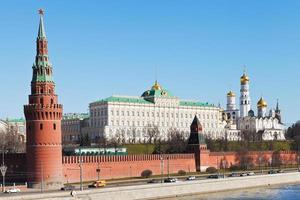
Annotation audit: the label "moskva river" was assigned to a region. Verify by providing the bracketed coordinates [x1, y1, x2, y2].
[163, 184, 300, 200]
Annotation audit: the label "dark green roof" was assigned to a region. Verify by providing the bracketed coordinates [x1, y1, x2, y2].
[6, 118, 25, 123]
[141, 89, 174, 98]
[180, 101, 214, 107]
[94, 96, 153, 104]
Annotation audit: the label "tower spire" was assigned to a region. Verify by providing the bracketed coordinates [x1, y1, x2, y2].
[38, 9, 46, 39]
[276, 98, 280, 111]
[32, 9, 53, 83]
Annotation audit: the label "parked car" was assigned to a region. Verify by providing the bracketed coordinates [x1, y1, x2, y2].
[268, 170, 277, 174]
[247, 172, 255, 176]
[164, 178, 177, 183]
[186, 176, 196, 181]
[5, 188, 21, 193]
[240, 172, 248, 177]
[88, 180, 106, 188]
[229, 173, 240, 177]
[277, 169, 284, 173]
[147, 179, 158, 184]
[61, 185, 76, 191]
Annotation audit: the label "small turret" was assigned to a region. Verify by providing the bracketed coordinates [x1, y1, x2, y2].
[257, 97, 267, 117]
[275, 99, 282, 123]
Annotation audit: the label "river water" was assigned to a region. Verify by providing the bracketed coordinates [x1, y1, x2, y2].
[162, 184, 300, 200]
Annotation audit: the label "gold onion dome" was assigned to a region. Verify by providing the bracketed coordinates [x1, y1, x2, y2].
[257, 97, 268, 108]
[240, 73, 250, 84]
[227, 91, 236, 97]
[151, 80, 162, 90]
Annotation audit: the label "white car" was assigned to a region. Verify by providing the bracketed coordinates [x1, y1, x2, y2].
[187, 176, 196, 181]
[247, 172, 255, 176]
[5, 188, 21, 193]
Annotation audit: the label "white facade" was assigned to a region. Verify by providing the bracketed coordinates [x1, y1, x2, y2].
[0, 118, 26, 143]
[62, 113, 89, 144]
[240, 73, 251, 118]
[225, 91, 240, 124]
[238, 117, 285, 140]
[225, 122, 241, 141]
[89, 82, 225, 143]
[225, 72, 285, 141]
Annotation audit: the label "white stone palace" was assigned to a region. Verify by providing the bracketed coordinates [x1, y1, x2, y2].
[88, 81, 225, 143]
[224, 72, 285, 141]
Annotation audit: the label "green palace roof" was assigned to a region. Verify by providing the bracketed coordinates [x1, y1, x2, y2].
[92, 81, 216, 108]
[180, 101, 214, 107]
[95, 96, 152, 104]
[6, 118, 25, 123]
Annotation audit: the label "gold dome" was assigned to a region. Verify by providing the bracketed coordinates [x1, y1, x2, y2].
[227, 91, 236, 97]
[257, 97, 268, 108]
[151, 80, 162, 90]
[240, 73, 250, 84]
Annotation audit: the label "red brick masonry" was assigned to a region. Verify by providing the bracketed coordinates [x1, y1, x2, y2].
[62, 154, 196, 183]
[3, 150, 299, 184]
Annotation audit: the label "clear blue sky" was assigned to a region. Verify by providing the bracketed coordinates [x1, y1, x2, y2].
[0, 0, 299, 124]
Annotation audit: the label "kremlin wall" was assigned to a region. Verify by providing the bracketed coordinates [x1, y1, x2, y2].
[2, 149, 298, 185]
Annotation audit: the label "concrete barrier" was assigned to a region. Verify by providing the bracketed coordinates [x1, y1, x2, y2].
[2, 172, 300, 200]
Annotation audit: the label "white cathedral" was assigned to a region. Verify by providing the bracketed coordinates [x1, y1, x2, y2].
[224, 72, 285, 141]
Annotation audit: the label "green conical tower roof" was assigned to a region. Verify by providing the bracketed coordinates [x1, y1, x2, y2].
[38, 9, 46, 39]
[32, 9, 54, 83]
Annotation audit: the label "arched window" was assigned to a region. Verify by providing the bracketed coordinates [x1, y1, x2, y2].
[40, 98, 44, 104]
[40, 89, 43, 94]
[40, 123, 43, 130]
[51, 98, 54, 104]
[53, 123, 56, 130]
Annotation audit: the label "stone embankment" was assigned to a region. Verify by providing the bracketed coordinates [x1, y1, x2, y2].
[3, 172, 300, 200]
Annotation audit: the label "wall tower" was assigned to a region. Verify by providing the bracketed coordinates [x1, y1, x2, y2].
[188, 116, 210, 172]
[240, 72, 251, 117]
[24, 9, 63, 189]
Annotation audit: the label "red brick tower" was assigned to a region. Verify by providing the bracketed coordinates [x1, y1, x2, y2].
[188, 116, 210, 172]
[24, 9, 63, 189]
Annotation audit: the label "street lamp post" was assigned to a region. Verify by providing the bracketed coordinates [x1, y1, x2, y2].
[167, 156, 170, 178]
[96, 161, 100, 181]
[259, 156, 262, 175]
[0, 148, 7, 193]
[222, 160, 226, 178]
[297, 155, 300, 170]
[41, 162, 44, 193]
[160, 156, 164, 183]
[79, 148, 83, 191]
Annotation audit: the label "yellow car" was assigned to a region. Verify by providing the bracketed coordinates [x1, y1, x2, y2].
[89, 180, 106, 188]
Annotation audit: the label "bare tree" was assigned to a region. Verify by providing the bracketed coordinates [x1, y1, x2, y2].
[0, 126, 25, 153]
[143, 124, 160, 144]
[128, 127, 137, 144]
[164, 128, 188, 154]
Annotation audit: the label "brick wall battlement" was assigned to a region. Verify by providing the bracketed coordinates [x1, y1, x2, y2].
[62, 154, 195, 164]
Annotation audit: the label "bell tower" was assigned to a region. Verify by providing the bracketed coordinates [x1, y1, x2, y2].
[24, 9, 63, 189]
